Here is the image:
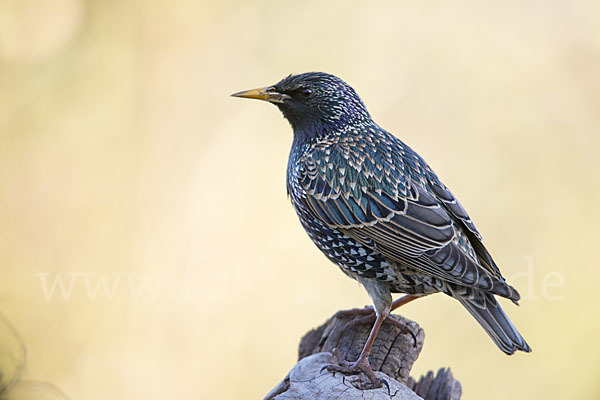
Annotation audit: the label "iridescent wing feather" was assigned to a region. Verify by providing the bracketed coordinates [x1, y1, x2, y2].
[297, 137, 518, 301]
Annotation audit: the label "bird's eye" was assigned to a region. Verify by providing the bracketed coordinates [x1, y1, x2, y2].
[299, 88, 313, 98]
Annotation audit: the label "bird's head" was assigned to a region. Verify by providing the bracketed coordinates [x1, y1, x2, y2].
[232, 72, 371, 141]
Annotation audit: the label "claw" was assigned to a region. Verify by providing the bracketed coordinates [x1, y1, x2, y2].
[379, 378, 390, 393]
[322, 354, 383, 388]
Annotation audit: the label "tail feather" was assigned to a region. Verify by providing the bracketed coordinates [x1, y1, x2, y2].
[457, 293, 531, 354]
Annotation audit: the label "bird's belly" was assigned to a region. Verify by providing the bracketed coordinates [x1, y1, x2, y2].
[294, 206, 431, 294]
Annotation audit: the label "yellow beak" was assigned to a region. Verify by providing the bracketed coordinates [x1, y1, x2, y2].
[231, 86, 290, 104]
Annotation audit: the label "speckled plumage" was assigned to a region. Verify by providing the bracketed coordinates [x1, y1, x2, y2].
[234, 72, 530, 359]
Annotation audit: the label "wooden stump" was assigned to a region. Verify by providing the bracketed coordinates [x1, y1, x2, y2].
[266, 307, 462, 400]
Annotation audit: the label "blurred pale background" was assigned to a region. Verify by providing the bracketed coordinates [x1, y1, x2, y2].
[0, 0, 598, 399]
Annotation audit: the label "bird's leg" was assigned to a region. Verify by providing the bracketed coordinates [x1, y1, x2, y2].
[388, 294, 421, 344]
[332, 294, 419, 322]
[334, 295, 420, 340]
[324, 294, 422, 387]
[326, 309, 388, 387]
[391, 294, 419, 311]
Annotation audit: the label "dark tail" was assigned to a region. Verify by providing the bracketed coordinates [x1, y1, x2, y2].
[457, 293, 531, 354]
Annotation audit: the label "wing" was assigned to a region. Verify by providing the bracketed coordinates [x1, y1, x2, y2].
[428, 180, 502, 277]
[297, 145, 518, 301]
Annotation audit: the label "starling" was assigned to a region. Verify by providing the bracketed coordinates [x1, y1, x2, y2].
[232, 72, 531, 387]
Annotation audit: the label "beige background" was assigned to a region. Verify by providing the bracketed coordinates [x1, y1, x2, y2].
[0, 1, 598, 399]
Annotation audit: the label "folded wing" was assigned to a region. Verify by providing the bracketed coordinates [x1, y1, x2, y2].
[298, 157, 519, 301]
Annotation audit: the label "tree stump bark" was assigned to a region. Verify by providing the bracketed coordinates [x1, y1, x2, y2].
[265, 307, 462, 400]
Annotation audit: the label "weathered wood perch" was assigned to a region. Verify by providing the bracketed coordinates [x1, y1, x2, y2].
[265, 308, 462, 400]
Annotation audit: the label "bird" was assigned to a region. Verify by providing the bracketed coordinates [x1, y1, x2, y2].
[232, 72, 531, 387]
